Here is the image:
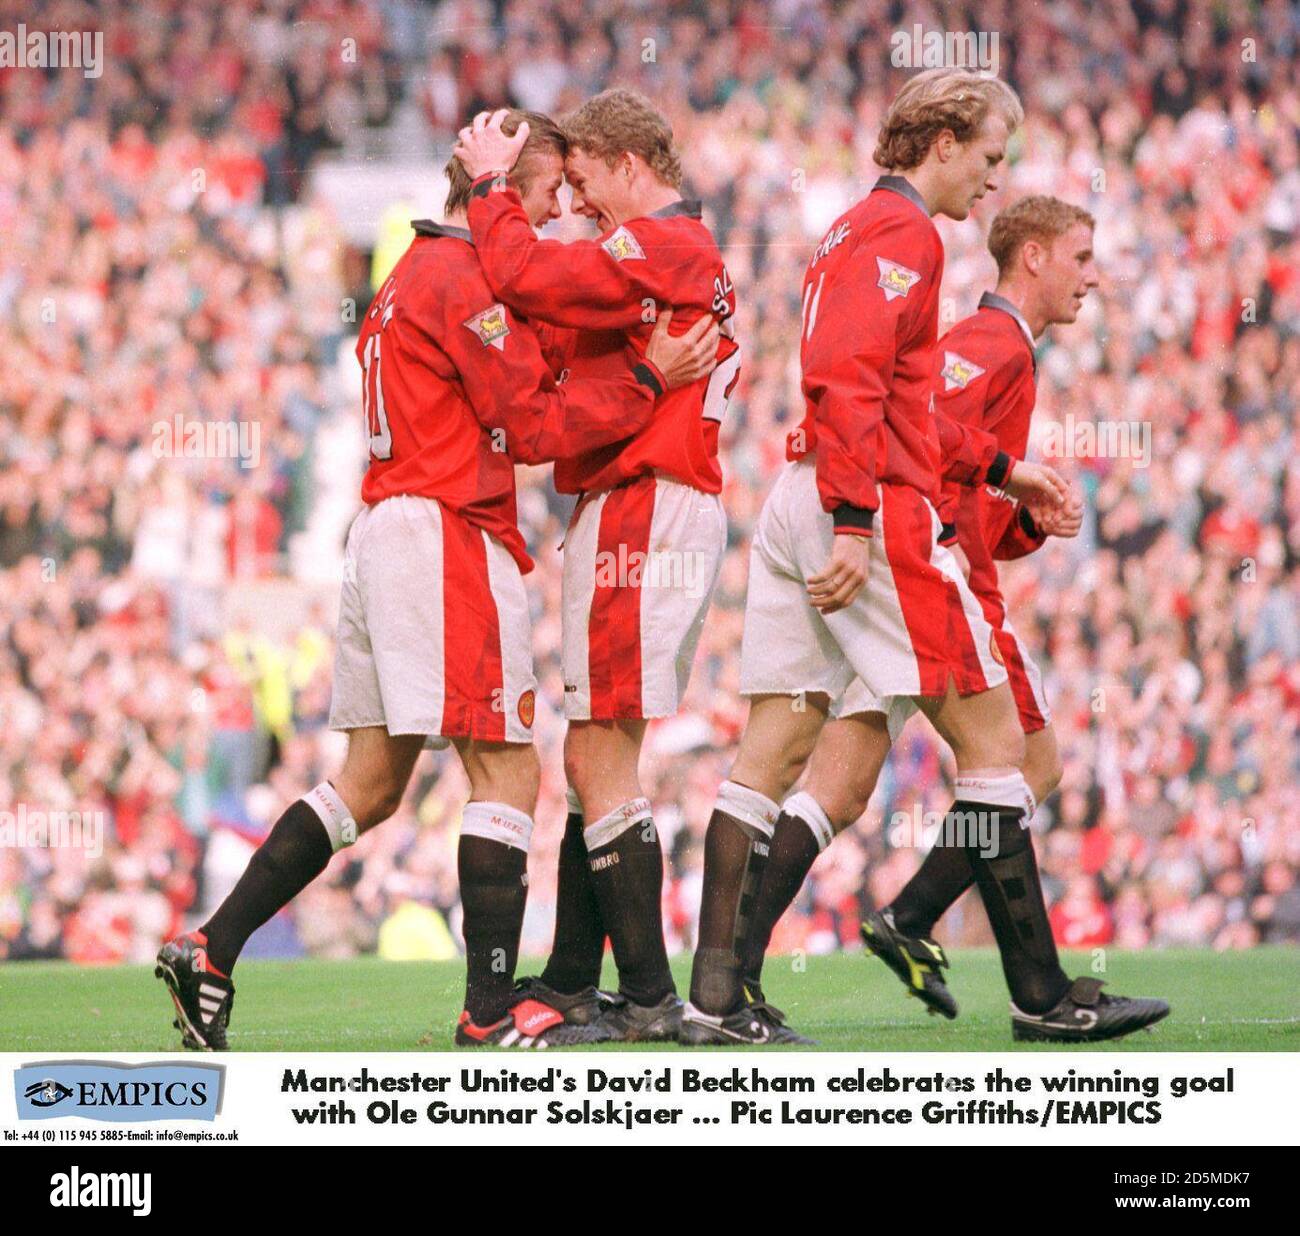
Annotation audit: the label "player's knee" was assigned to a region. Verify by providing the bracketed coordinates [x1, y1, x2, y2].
[813, 774, 877, 829]
[475, 745, 541, 815]
[561, 739, 587, 800]
[349, 775, 405, 831]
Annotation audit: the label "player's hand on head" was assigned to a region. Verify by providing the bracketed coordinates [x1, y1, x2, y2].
[1004, 460, 1067, 508]
[645, 309, 721, 390]
[806, 533, 871, 613]
[453, 108, 528, 180]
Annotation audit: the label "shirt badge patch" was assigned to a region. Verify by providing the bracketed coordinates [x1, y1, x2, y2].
[876, 256, 922, 301]
[941, 351, 986, 391]
[463, 303, 510, 351]
[602, 226, 645, 262]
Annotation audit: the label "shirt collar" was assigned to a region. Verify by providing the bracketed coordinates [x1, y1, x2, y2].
[979, 291, 1038, 364]
[649, 198, 702, 220]
[412, 219, 472, 243]
[872, 175, 929, 216]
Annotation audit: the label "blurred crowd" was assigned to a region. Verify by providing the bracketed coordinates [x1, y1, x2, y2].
[2, 0, 1297, 971]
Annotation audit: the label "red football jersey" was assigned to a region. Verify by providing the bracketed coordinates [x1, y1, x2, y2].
[467, 180, 740, 494]
[357, 221, 667, 572]
[936, 292, 1046, 618]
[789, 177, 1012, 536]
[788, 176, 949, 533]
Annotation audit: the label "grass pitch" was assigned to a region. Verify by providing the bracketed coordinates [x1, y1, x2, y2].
[2, 948, 1296, 1053]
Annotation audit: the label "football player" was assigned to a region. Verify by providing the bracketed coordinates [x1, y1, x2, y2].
[155, 110, 719, 1051]
[453, 92, 740, 1041]
[680, 70, 1080, 1045]
[743, 196, 1169, 1043]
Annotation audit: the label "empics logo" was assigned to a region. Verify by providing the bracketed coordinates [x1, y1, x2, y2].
[50, 1168, 151, 1218]
[15, 1061, 224, 1123]
[24, 1078, 74, 1108]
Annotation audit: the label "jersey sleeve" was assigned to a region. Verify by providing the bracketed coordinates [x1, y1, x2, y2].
[992, 504, 1048, 559]
[435, 289, 664, 465]
[466, 177, 675, 329]
[936, 410, 1011, 488]
[801, 213, 935, 533]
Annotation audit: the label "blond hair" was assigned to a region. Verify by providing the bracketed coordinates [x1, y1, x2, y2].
[988, 195, 1095, 275]
[563, 88, 684, 189]
[875, 69, 1023, 171]
[444, 109, 567, 215]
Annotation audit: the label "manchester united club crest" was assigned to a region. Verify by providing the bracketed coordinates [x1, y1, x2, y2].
[602, 226, 645, 262]
[941, 351, 986, 391]
[463, 304, 511, 350]
[517, 689, 535, 729]
[876, 256, 921, 301]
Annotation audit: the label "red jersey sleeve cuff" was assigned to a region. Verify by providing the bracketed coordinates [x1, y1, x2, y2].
[632, 359, 666, 397]
[1017, 505, 1044, 541]
[985, 451, 1013, 489]
[832, 503, 874, 536]
[469, 171, 510, 199]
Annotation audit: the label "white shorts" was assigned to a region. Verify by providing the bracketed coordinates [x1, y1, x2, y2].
[831, 678, 915, 740]
[329, 495, 537, 746]
[739, 459, 1007, 704]
[562, 473, 725, 721]
[993, 618, 1052, 733]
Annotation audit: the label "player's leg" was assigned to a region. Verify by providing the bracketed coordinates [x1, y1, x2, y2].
[450, 736, 611, 1049]
[740, 704, 894, 997]
[157, 726, 423, 1050]
[202, 726, 423, 974]
[931, 683, 1165, 1042]
[562, 717, 679, 1027]
[561, 478, 726, 1040]
[683, 462, 845, 1043]
[878, 618, 1055, 965]
[817, 484, 1028, 1018]
[690, 691, 828, 1004]
[521, 781, 610, 1023]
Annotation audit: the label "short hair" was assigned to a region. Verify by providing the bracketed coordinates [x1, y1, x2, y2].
[874, 69, 1024, 171]
[444, 109, 567, 216]
[988, 196, 1096, 276]
[562, 88, 683, 190]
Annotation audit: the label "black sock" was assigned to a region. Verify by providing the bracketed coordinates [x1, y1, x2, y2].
[689, 782, 779, 1015]
[458, 833, 528, 1025]
[960, 799, 1071, 1014]
[888, 830, 975, 938]
[584, 800, 674, 1007]
[201, 797, 334, 974]
[740, 810, 823, 991]
[539, 804, 606, 993]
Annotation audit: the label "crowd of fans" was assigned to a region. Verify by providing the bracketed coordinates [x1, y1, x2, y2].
[2, 0, 1297, 973]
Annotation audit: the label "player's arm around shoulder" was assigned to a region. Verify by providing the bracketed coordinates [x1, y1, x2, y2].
[464, 180, 667, 331]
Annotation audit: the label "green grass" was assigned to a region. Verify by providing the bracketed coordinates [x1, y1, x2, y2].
[2, 949, 1296, 1052]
